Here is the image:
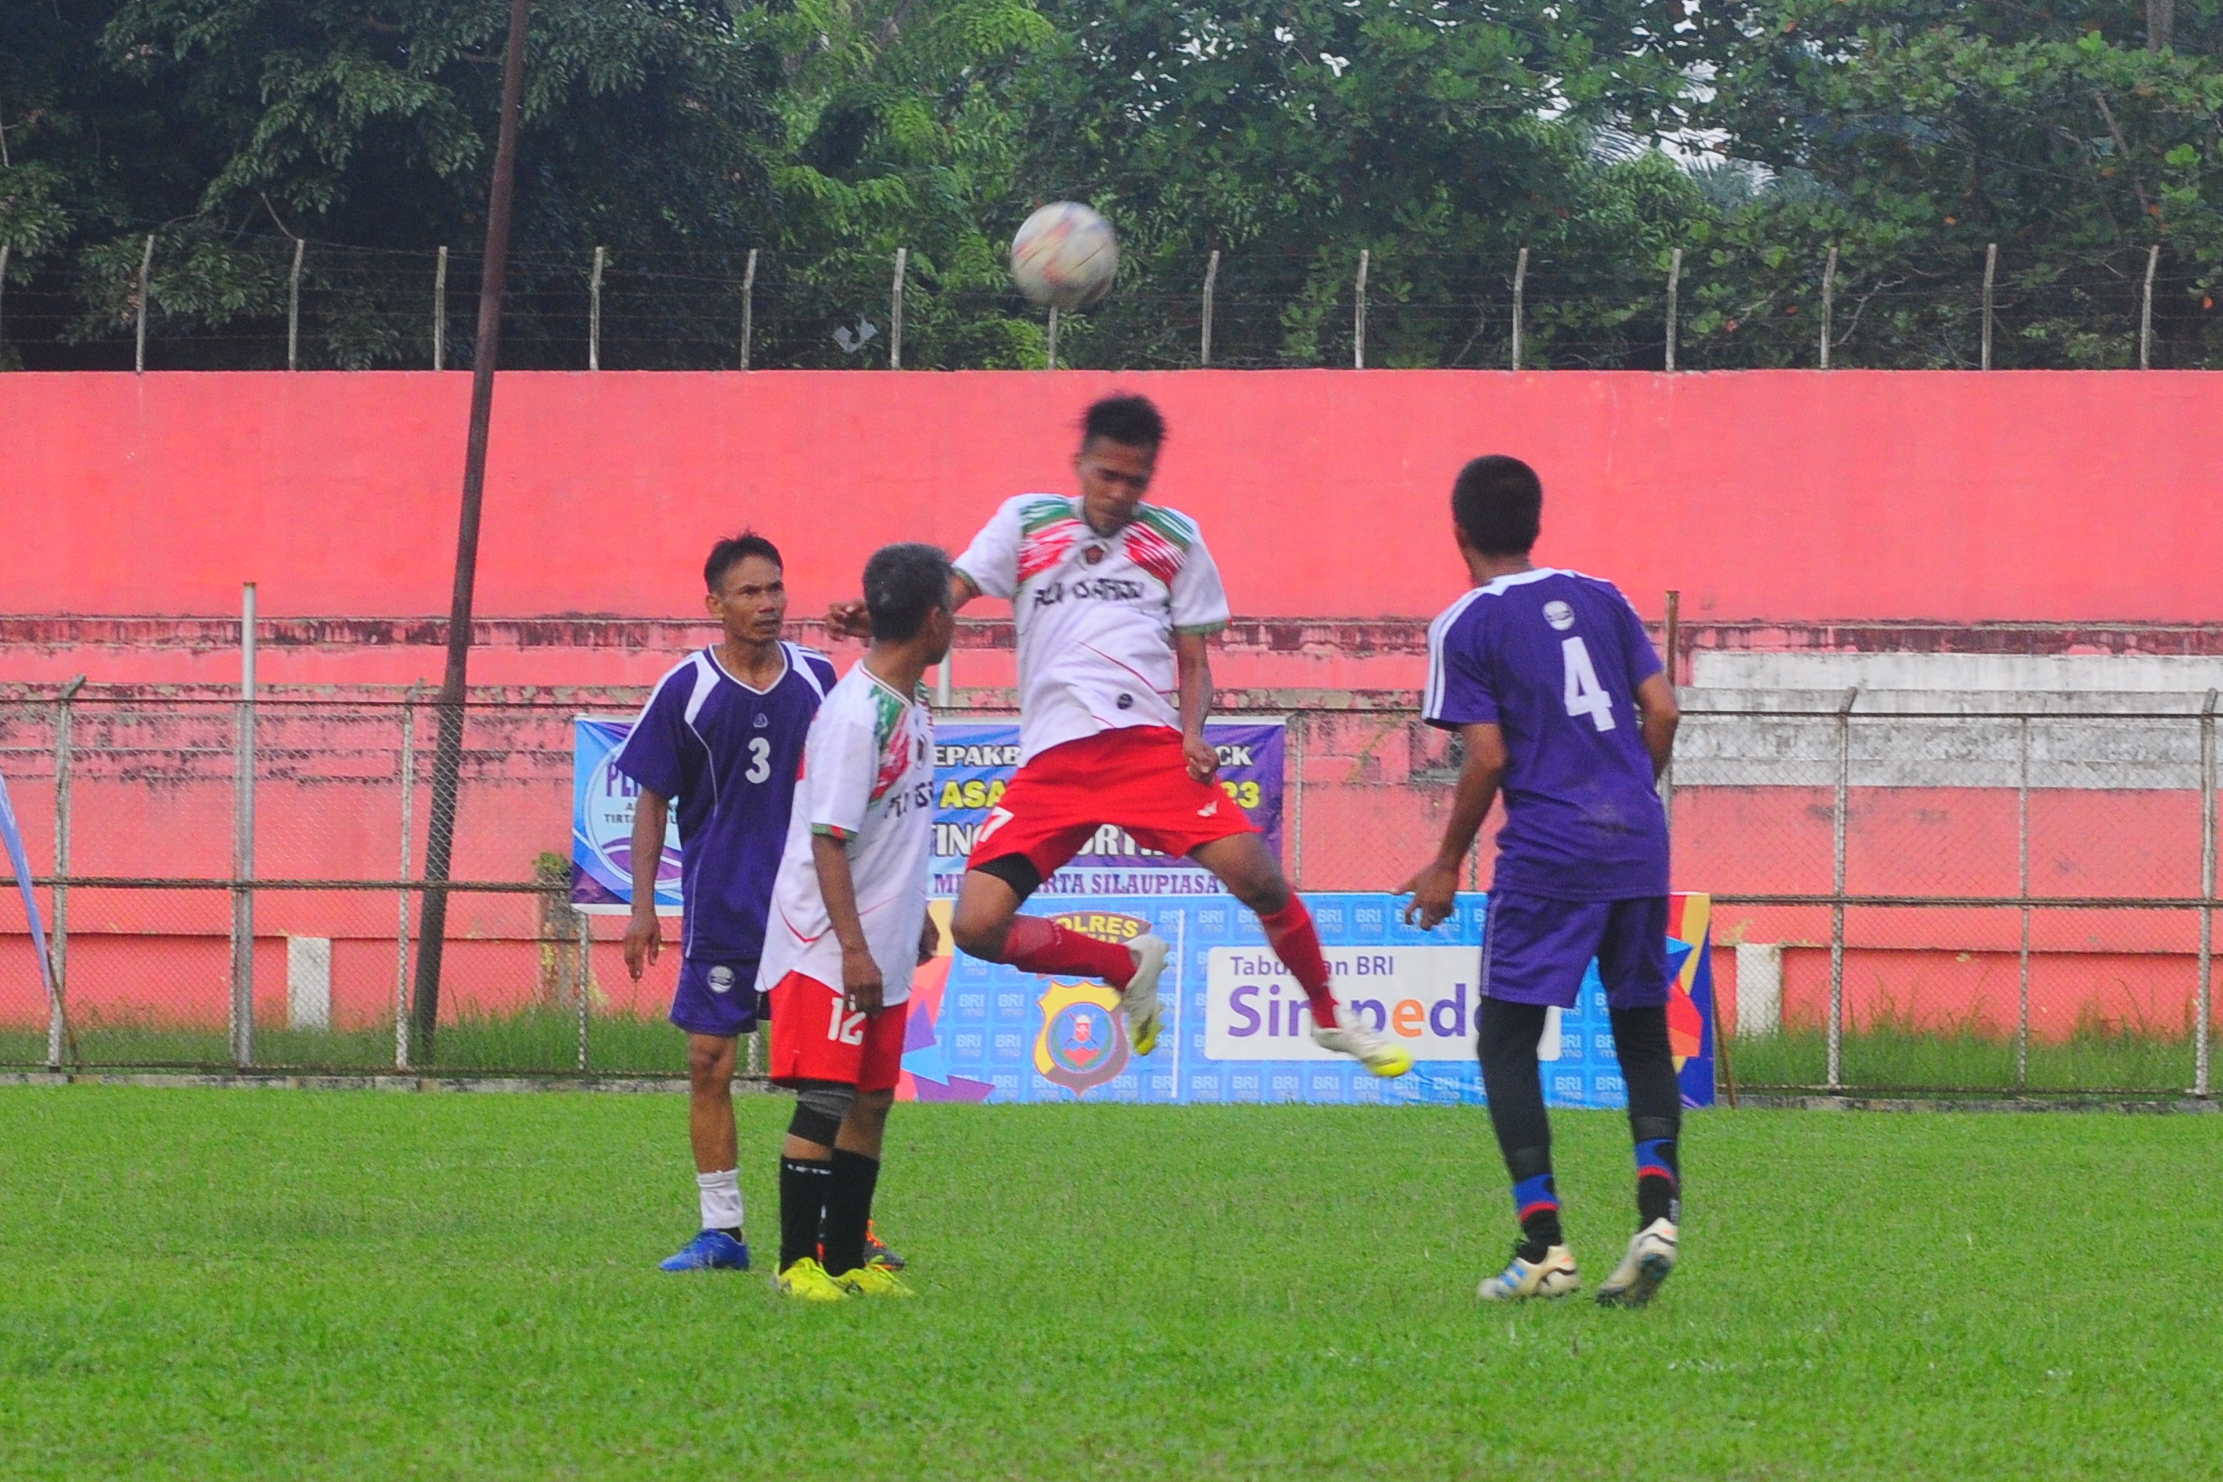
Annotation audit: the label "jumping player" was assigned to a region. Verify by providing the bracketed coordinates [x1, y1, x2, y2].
[833, 394, 1409, 1077]
[617, 533, 835, 1273]
[1399, 455, 1685, 1306]
[759, 543, 951, 1301]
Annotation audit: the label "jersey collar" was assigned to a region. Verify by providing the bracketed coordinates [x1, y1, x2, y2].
[704, 642, 791, 697]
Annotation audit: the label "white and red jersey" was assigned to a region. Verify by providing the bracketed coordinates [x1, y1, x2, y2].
[954, 493, 1229, 763]
[755, 663, 936, 1007]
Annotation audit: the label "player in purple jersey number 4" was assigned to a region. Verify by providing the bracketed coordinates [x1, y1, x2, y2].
[1398, 457, 1685, 1308]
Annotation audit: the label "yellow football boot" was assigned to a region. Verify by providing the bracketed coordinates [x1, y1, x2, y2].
[836, 1260, 917, 1299]
[774, 1258, 849, 1302]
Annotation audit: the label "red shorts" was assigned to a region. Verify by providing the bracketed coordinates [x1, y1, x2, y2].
[766, 971, 909, 1092]
[966, 726, 1258, 881]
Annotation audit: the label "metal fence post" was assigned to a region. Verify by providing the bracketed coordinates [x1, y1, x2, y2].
[1981, 243, 1997, 371]
[287, 236, 305, 371]
[395, 690, 417, 1071]
[2198, 690, 2217, 1097]
[889, 247, 906, 370]
[135, 233, 154, 375]
[433, 246, 448, 370]
[230, 583, 258, 1067]
[588, 246, 605, 371]
[2017, 716, 2031, 1090]
[1820, 245, 1837, 370]
[576, 909, 591, 1073]
[1353, 250, 1369, 370]
[1510, 248, 1528, 370]
[739, 248, 757, 370]
[1664, 248, 1681, 372]
[49, 678, 85, 1070]
[1660, 590, 1679, 839]
[1828, 686, 1858, 1089]
[2140, 244, 2160, 370]
[1290, 711, 1305, 890]
[1200, 249, 1219, 367]
[1046, 307, 1060, 370]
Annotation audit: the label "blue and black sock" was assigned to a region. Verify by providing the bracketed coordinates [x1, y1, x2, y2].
[1634, 1137, 1680, 1227]
[1512, 1171, 1564, 1260]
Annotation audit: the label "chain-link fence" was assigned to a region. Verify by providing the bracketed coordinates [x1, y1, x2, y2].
[10, 235, 2222, 373]
[3, 687, 2217, 1093]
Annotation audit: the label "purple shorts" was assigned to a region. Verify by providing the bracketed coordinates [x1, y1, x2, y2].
[1480, 892, 1669, 1011]
[670, 957, 768, 1039]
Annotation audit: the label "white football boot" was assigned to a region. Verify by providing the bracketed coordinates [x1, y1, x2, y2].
[1311, 1013, 1415, 1077]
[1121, 934, 1170, 1055]
[1593, 1218, 1679, 1308]
[1476, 1244, 1581, 1301]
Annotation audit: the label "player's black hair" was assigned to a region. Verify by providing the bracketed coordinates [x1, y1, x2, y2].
[864, 542, 953, 643]
[1081, 393, 1166, 452]
[1451, 456, 1543, 556]
[704, 531, 783, 593]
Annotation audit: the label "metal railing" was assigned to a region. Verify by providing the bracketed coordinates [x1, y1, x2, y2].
[1, 686, 2217, 1094]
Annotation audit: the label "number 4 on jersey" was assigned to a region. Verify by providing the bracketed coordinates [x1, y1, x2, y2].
[1561, 636, 1618, 732]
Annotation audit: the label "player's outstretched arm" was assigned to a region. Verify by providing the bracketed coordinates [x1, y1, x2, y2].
[811, 832, 884, 1014]
[1399, 722, 1507, 930]
[622, 790, 670, 980]
[1635, 672, 1680, 780]
[1174, 630, 1219, 782]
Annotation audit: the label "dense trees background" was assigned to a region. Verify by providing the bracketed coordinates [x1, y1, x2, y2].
[3, 0, 2218, 368]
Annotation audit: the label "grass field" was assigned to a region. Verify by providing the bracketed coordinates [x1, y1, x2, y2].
[5, 1012, 2211, 1095]
[2, 1090, 2218, 1479]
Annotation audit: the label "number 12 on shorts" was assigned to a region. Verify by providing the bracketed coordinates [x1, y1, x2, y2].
[1561, 636, 1618, 731]
[826, 997, 867, 1046]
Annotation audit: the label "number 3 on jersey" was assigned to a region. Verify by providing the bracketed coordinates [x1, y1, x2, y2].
[745, 736, 771, 784]
[1561, 637, 1618, 732]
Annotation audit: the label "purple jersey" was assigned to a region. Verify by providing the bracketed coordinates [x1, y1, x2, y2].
[1423, 568, 1667, 901]
[614, 642, 836, 962]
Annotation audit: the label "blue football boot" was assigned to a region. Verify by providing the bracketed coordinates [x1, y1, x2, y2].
[659, 1229, 751, 1272]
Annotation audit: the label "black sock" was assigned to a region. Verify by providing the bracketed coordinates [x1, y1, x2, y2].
[821, 1148, 881, 1277]
[1477, 998, 1561, 1261]
[717, 1226, 745, 1242]
[1611, 1005, 1685, 1229]
[778, 1157, 832, 1271]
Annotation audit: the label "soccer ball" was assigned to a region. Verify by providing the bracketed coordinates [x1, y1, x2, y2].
[1010, 202, 1119, 311]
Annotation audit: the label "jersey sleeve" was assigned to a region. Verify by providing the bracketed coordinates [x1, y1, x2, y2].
[952, 497, 1024, 601]
[1170, 531, 1231, 636]
[611, 665, 691, 799]
[1423, 604, 1498, 730]
[802, 699, 877, 843]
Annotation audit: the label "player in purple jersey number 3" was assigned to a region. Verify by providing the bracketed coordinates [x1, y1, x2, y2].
[1398, 456, 1686, 1307]
[614, 533, 858, 1274]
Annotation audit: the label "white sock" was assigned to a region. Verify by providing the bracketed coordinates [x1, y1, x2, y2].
[696, 1169, 744, 1233]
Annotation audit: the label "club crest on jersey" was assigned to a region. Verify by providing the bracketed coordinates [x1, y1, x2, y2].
[708, 965, 735, 996]
[1033, 981, 1131, 1093]
[1083, 544, 1107, 565]
[1543, 600, 1576, 631]
[754, 712, 770, 727]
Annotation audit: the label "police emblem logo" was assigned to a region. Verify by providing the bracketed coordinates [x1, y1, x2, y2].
[1543, 599, 1576, 631]
[1033, 981, 1130, 1093]
[1083, 544, 1107, 566]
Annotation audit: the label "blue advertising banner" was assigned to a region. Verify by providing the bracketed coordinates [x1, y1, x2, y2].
[571, 716, 682, 915]
[901, 892, 1716, 1110]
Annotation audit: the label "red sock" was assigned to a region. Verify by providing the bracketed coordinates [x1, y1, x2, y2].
[1258, 896, 1338, 1029]
[1000, 916, 1135, 988]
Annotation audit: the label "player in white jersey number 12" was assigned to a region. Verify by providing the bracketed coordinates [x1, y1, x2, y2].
[831, 394, 1411, 1078]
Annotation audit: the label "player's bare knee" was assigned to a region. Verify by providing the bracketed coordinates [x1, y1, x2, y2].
[848, 1087, 895, 1133]
[950, 907, 1010, 961]
[686, 1036, 736, 1091]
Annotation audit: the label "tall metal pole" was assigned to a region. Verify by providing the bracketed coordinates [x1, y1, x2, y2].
[1828, 686, 1858, 1090]
[1045, 307, 1059, 370]
[231, 583, 258, 1068]
[412, 0, 532, 1061]
[1660, 590, 1680, 840]
[2016, 716, 2031, 1090]
[1664, 248, 1681, 372]
[135, 234, 154, 374]
[2198, 689, 2216, 1097]
[48, 676, 85, 1070]
[395, 688, 418, 1072]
